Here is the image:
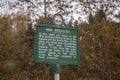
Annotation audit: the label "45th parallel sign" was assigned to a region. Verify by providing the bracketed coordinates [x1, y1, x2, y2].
[34, 25, 80, 65]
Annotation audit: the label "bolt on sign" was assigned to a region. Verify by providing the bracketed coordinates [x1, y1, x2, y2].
[34, 25, 80, 65]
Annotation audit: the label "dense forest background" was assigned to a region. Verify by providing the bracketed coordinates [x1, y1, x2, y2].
[0, 0, 120, 80]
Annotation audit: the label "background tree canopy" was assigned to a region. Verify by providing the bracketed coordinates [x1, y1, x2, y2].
[0, 0, 120, 80]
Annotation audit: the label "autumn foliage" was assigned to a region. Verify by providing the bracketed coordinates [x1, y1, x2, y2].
[0, 11, 120, 80]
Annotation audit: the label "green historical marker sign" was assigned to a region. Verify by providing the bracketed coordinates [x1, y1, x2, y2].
[34, 25, 80, 65]
[34, 14, 80, 80]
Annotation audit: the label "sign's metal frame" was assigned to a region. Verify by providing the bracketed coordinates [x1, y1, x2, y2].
[34, 25, 80, 66]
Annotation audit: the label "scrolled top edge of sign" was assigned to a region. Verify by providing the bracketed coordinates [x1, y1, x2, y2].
[36, 13, 79, 29]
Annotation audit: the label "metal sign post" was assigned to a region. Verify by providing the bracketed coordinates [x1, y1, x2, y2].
[55, 74, 60, 80]
[54, 64, 60, 80]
